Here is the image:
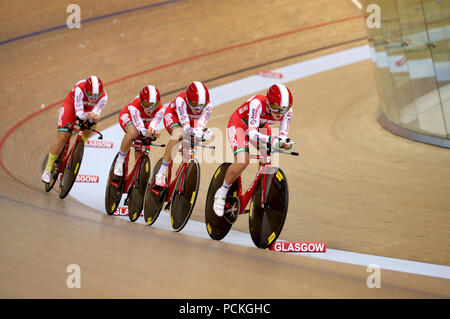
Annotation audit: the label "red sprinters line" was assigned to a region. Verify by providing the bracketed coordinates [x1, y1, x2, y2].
[0, 14, 363, 184]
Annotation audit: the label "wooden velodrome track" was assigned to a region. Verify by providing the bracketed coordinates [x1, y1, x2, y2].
[0, 0, 449, 298]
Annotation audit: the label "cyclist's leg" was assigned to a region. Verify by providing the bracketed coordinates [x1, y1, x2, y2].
[43, 131, 71, 173]
[162, 125, 183, 163]
[221, 126, 249, 188]
[120, 123, 139, 154]
[153, 112, 182, 187]
[42, 100, 74, 182]
[162, 110, 183, 162]
[224, 123, 250, 185]
[214, 124, 249, 216]
[114, 113, 139, 176]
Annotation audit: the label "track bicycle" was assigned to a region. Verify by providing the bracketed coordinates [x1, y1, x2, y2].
[105, 136, 165, 222]
[143, 131, 215, 232]
[45, 120, 103, 199]
[204, 137, 298, 248]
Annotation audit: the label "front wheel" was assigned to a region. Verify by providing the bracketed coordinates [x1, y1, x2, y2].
[249, 167, 289, 249]
[204, 163, 240, 241]
[170, 159, 200, 232]
[58, 139, 84, 199]
[143, 158, 167, 226]
[128, 156, 151, 222]
[105, 153, 125, 215]
[44, 146, 65, 192]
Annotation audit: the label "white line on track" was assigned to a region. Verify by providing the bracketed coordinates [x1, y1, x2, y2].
[70, 45, 450, 280]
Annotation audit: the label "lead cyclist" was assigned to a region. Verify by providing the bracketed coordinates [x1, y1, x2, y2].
[213, 83, 295, 217]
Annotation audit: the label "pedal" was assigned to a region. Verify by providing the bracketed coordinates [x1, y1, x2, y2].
[124, 195, 129, 206]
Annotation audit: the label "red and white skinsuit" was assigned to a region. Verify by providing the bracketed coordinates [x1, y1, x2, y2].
[57, 79, 108, 132]
[227, 94, 293, 156]
[163, 91, 213, 135]
[119, 96, 166, 136]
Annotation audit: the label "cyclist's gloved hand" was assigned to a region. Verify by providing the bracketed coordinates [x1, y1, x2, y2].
[192, 127, 205, 140]
[279, 136, 295, 150]
[200, 128, 212, 141]
[139, 128, 148, 138]
[147, 128, 160, 139]
[270, 137, 281, 153]
[87, 112, 99, 124]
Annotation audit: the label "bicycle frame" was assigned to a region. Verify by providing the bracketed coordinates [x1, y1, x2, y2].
[122, 141, 152, 193]
[150, 136, 198, 201]
[234, 154, 271, 215]
[58, 128, 84, 175]
[57, 121, 103, 176]
[108, 140, 151, 193]
[230, 137, 298, 215]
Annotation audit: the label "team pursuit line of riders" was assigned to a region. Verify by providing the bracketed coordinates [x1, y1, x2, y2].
[41, 75, 296, 247]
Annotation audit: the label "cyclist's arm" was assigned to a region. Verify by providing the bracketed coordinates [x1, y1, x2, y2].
[128, 105, 147, 136]
[74, 86, 87, 121]
[91, 92, 108, 117]
[148, 104, 166, 130]
[279, 108, 293, 138]
[196, 102, 213, 130]
[175, 97, 192, 133]
[248, 99, 270, 143]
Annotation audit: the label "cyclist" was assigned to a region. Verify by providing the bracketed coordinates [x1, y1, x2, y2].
[153, 81, 213, 188]
[113, 85, 166, 177]
[41, 75, 108, 184]
[213, 83, 295, 216]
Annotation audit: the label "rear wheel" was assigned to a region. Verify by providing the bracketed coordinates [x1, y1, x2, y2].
[249, 167, 289, 249]
[143, 158, 167, 225]
[44, 146, 65, 192]
[205, 163, 240, 241]
[105, 153, 125, 215]
[170, 159, 200, 232]
[58, 139, 84, 199]
[128, 156, 151, 222]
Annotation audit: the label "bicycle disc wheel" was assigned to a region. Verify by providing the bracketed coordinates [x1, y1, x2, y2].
[204, 162, 240, 241]
[58, 139, 84, 199]
[128, 156, 151, 222]
[105, 153, 125, 215]
[44, 146, 65, 192]
[249, 167, 289, 249]
[170, 159, 200, 232]
[143, 158, 166, 226]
